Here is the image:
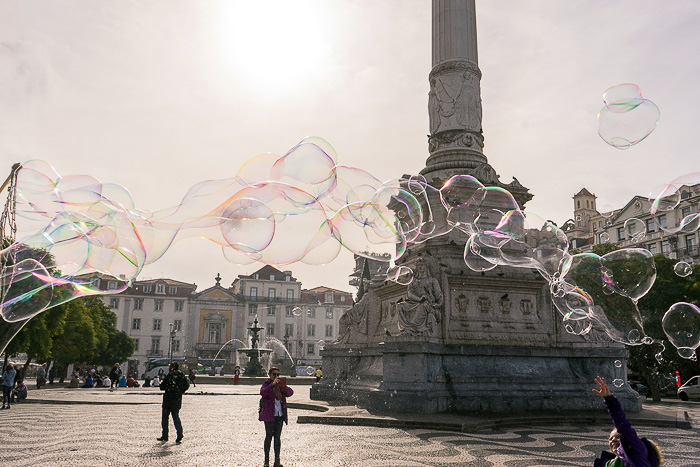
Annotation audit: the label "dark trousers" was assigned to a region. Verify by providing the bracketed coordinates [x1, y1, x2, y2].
[2, 385, 12, 406]
[264, 416, 284, 461]
[161, 406, 183, 439]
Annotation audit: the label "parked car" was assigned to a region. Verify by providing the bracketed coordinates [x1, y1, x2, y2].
[677, 376, 700, 401]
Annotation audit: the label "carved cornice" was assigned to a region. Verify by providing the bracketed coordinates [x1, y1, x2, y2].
[429, 59, 481, 80]
[428, 130, 484, 153]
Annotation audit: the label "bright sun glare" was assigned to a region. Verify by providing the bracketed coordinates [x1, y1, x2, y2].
[218, 1, 332, 93]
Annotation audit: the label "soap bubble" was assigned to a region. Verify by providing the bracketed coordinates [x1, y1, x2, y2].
[613, 379, 625, 388]
[662, 302, 700, 360]
[597, 84, 660, 149]
[600, 205, 615, 218]
[674, 261, 692, 277]
[614, 360, 622, 368]
[306, 366, 315, 376]
[292, 307, 303, 317]
[623, 218, 646, 242]
[317, 340, 326, 349]
[599, 232, 610, 243]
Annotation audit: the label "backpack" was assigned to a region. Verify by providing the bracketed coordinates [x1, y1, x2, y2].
[178, 373, 190, 393]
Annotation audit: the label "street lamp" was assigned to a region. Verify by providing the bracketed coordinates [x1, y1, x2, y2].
[168, 322, 176, 363]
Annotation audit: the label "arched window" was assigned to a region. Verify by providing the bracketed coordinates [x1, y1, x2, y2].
[586, 200, 589, 208]
[577, 200, 580, 209]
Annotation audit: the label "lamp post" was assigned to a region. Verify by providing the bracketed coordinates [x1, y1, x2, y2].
[168, 322, 176, 363]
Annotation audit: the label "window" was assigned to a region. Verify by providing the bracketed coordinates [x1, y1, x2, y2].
[173, 320, 182, 332]
[173, 339, 180, 353]
[133, 338, 139, 351]
[285, 275, 290, 281]
[682, 206, 691, 219]
[657, 214, 667, 229]
[267, 323, 275, 337]
[208, 323, 221, 344]
[108, 281, 118, 290]
[268, 288, 276, 299]
[168, 286, 177, 294]
[287, 289, 294, 300]
[598, 221, 602, 228]
[144, 285, 152, 293]
[308, 308, 316, 318]
[307, 324, 316, 337]
[648, 243, 658, 254]
[286, 306, 294, 317]
[307, 343, 315, 355]
[326, 308, 333, 319]
[253, 273, 259, 279]
[132, 318, 141, 330]
[340, 295, 346, 302]
[175, 300, 184, 312]
[151, 337, 161, 353]
[687, 235, 697, 254]
[154, 299, 163, 311]
[109, 297, 119, 309]
[645, 218, 655, 233]
[270, 274, 275, 281]
[153, 319, 162, 331]
[325, 291, 333, 303]
[325, 325, 333, 337]
[267, 305, 276, 316]
[661, 240, 671, 255]
[617, 227, 625, 241]
[577, 200, 580, 208]
[586, 200, 589, 208]
[249, 304, 258, 316]
[284, 324, 294, 337]
[133, 298, 143, 310]
[250, 287, 257, 299]
[156, 284, 165, 294]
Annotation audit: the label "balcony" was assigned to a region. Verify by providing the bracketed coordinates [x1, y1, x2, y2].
[195, 342, 237, 353]
[675, 246, 700, 259]
[244, 295, 297, 303]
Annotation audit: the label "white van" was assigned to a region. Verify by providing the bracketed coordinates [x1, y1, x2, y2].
[677, 376, 700, 401]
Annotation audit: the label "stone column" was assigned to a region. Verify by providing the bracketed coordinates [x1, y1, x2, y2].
[422, 0, 486, 181]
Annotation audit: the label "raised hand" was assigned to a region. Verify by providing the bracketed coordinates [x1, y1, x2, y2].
[592, 376, 612, 398]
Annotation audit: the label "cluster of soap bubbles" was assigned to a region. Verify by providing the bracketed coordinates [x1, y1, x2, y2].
[597, 83, 660, 149]
[662, 302, 700, 361]
[2, 138, 699, 362]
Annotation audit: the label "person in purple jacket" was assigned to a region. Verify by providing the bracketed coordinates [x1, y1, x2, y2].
[592, 376, 664, 467]
[259, 366, 294, 467]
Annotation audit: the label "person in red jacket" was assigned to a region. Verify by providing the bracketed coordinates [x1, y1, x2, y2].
[259, 367, 293, 467]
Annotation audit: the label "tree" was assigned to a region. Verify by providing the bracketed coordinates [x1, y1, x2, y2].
[50, 299, 97, 377]
[83, 296, 135, 366]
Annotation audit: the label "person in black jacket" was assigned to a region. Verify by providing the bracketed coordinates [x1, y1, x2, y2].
[157, 362, 189, 443]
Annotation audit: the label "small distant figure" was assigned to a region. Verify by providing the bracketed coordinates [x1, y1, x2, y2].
[259, 366, 294, 467]
[68, 374, 80, 388]
[102, 375, 111, 388]
[220, 367, 225, 376]
[144, 376, 152, 388]
[126, 376, 135, 387]
[11, 380, 28, 403]
[95, 374, 103, 387]
[118, 375, 127, 388]
[592, 376, 664, 467]
[2, 364, 17, 409]
[36, 364, 47, 389]
[234, 366, 240, 385]
[157, 362, 190, 443]
[109, 363, 120, 389]
[158, 368, 165, 379]
[315, 367, 322, 382]
[152, 375, 160, 387]
[188, 368, 196, 388]
[83, 375, 94, 388]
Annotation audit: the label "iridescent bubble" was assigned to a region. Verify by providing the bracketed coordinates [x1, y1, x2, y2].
[623, 218, 646, 242]
[599, 232, 610, 243]
[306, 366, 315, 376]
[317, 340, 326, 349]
[613, 379, 625, 388]
[598, 84, 660, 149]
[292, 307, 303, 317]
[662, 302, 700, 359]
[600, 205, 615, 218]
[649, 184, 680, 215]
[394, 266, 414, 286]
[674, 261, 692, 277]
[614, 360, 622, 368]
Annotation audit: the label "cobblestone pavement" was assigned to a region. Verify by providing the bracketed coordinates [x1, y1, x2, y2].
[1, 385, 699, 466]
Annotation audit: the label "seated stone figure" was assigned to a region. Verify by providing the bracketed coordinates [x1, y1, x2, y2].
[397, 257, 443, 336]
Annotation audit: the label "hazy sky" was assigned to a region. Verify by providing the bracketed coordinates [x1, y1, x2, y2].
[2, 0, 699, 293]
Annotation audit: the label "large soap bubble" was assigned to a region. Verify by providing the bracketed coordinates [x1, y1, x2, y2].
[597, 83, 660, 149]
[662, 302, 700, 360]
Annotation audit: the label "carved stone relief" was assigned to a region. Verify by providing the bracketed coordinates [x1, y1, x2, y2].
[520, 299, 533, 315]
[499, 297, 512, 314]
[477, 296, 492, 314]
[428, 70, 482, 135]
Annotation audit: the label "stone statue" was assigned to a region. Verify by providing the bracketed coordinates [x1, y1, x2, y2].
[397, 257, 444, 336]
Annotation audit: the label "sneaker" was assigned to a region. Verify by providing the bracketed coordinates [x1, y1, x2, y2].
[156, 436, 168, 442]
